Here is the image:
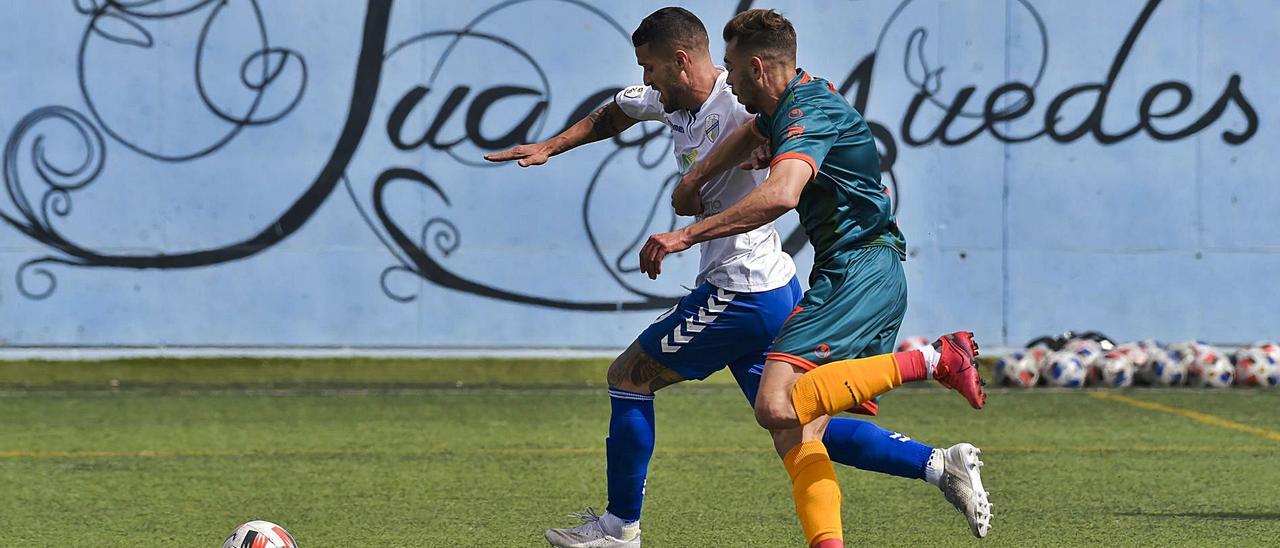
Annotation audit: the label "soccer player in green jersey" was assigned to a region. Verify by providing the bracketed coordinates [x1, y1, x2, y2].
[639, 9, 991, 547]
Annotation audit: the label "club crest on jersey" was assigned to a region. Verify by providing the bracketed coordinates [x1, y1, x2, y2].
[704, 114, 721, 142]
[788, 108, 803, 119]
[623, 86, 644, 98]
[678, 150, 698, 173]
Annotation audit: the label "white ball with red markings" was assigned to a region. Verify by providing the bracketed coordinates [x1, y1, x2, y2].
[1026, 343, 1053, 370]
[1112, 342, 1151, 369]
[1064, 338, 1105, 369]
[1144, 347, 1191, 386]
[896, 336, 929, 352]
[1234, 347, 1279, 387]
[223, 521, 298, 548]
[1256, 342, 1280, 386]
[1130, 339, 1166, 384]
[995, 351, 1039, 388]
[1255, 341, 1280, 362]
[1136, 339, 1165, 364]
[1096, 352, 1136, 388]
[1042, 351, 1087, 388]
[1192, 353, 1234, 387]
[1182, 341, 1221, 377]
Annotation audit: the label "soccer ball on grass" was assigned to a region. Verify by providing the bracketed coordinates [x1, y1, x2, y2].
[1187, 343, 1233, 387]
[995, 351, 1040, 388]
[1144, 346, 1191, 386]
[1094, 352, 1136, 388]
[1234, 346, 1279, 387]
[1042, 351, 1087, 388]
[223, 521, 297, 548]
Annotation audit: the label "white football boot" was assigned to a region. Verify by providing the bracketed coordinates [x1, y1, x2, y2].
[544, 507, 641, 548]
[939, 443, 993, 538]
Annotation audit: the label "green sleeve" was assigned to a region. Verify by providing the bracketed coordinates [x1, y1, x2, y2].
[770, 106, 837, 179]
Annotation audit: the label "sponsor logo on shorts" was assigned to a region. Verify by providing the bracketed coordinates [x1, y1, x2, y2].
[660, 288, 735, 353]
[651, 304, 677, 324]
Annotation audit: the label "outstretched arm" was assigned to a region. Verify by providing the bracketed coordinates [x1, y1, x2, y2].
[671, 121, 768, 216]
[642, 158, 811, 278]
[484, 101, 638, 167]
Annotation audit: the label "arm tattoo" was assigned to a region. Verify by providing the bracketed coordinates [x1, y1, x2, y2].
[588, 104, 623, 141]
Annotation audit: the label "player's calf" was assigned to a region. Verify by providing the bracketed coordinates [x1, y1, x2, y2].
[787, 352, 906, 426]
[780, 332, 987, 426]
[769, 417, 843, 547]
[570, 342, 684, 547]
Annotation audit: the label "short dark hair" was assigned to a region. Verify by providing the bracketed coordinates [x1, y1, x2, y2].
[631, 7, 709, 53]
[722, 9, 796, 64]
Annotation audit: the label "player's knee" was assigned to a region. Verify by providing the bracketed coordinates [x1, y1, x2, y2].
[605, 349, 660, 395]
[606, 360, 643, 393]
[606, 343, 684, 395]
[754, 396, 798, 430]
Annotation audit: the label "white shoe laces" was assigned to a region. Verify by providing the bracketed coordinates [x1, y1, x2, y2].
[565, 507, 607, 537]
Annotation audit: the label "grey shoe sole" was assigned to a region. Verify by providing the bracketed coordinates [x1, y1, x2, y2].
[941, 443, 992, 538]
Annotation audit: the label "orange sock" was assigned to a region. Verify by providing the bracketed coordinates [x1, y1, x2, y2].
[783, 441, 843, 548]
[791, 353, 904, 425]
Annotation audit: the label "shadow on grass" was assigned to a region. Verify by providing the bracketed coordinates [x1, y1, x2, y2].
[1118, 511, 1280, 521]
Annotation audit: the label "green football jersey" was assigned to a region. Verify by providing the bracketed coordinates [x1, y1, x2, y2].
[755, 69, 905, 267]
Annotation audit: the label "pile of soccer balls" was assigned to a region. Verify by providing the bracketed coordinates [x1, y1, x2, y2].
[912, 332, 1277, 389]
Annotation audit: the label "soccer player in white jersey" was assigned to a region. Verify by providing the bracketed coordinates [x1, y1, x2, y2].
[486, 8, 986, 547]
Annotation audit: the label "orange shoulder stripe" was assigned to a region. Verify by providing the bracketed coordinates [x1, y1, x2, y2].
[770, 152, 817, 181]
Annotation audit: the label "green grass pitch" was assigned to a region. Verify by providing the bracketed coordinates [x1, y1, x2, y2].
[1, 358, 1278, 546]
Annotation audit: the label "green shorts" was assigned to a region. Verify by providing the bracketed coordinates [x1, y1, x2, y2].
[767, 244, 907, 370]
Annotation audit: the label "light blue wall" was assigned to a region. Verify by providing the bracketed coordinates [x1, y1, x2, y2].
[0, 0, 1274, 349]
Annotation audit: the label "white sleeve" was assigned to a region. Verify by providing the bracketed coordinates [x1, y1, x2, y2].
[614, 85, 666, 122]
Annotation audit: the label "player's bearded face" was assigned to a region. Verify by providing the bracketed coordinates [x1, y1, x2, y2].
[654, 64, 682, 113]
[723, 42, 761, 114]
[634, 43, 682, 113]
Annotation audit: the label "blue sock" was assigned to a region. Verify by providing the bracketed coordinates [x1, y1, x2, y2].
[605, 388, 655, 522]
[822, 417, 933, 480]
